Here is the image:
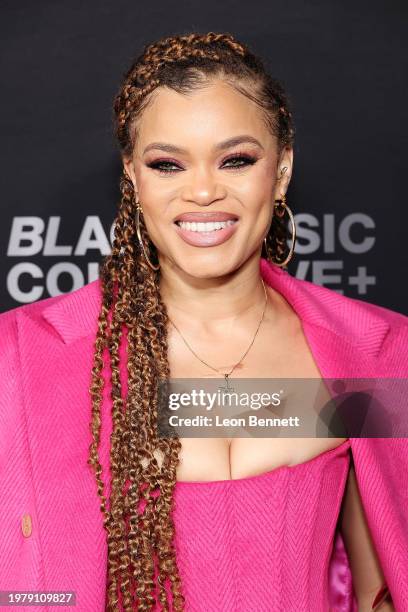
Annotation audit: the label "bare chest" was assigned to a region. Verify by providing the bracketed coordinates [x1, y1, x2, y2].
[166, 319, 346, 483]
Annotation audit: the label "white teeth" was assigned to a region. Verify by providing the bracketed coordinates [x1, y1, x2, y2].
[177, 220, 237, 232]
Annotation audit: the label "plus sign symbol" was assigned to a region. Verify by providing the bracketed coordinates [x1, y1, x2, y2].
[348, 266, 376, 294]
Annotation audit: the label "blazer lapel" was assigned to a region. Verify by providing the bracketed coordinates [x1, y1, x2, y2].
[260, 258, 390, 378]
[41, 279, 102, 345]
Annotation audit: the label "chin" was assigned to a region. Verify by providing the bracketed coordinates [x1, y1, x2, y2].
[172, 252, 241, 280]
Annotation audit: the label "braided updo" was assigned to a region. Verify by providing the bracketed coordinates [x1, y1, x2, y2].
[88, 31, 295, 611]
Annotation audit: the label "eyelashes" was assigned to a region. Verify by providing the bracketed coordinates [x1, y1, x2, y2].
[146, 153, 258, 175]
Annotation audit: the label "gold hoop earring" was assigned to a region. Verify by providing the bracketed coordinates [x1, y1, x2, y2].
[265, 194, 297, 267]
[135, 202, 160, 271]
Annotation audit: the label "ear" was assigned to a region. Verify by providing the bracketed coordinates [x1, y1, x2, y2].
[122, 156, 139, 193]
[275, 147, 294, 196]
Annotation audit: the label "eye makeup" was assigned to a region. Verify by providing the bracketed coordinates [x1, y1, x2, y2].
[145, 151, 259, 175]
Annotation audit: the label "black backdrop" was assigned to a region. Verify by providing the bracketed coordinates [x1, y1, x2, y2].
[1, 0, 407, 314]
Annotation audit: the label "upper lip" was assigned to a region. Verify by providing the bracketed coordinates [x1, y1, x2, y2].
[173, 211, 239, 223]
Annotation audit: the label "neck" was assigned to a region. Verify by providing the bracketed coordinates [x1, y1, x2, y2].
[159, 254, 270, 334]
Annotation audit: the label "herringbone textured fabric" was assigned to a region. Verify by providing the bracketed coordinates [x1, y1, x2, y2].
[170, 440, 351, 611]
[0, 259, 407, 611]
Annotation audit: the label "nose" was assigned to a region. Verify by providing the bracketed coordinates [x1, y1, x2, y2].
[181, 167, 227, 206]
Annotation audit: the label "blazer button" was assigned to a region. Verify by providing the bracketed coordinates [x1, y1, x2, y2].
[22, 513, 32, 537]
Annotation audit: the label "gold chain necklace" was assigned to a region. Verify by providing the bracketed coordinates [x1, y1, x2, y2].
[168, 279, 268, 391]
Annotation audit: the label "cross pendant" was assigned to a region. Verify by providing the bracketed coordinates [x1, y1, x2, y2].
[218, 373, 235, 394]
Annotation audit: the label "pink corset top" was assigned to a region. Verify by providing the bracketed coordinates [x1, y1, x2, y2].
[168, 439, 352, 612]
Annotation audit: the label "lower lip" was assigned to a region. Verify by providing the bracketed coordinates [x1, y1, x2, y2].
[173, 221, 239, 247]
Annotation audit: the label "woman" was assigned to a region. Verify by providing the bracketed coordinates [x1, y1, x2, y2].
[0, 32, 406, 611]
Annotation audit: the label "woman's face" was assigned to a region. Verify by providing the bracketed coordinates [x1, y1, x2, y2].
[123, 78, 293, 279]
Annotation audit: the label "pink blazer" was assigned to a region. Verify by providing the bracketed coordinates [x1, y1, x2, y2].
[1, 258, 407, 611]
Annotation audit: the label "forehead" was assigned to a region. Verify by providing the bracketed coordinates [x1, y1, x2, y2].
[133, 78, 275, 153]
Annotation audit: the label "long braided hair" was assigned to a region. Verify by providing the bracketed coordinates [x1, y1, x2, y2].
[88, 31, 295, 611]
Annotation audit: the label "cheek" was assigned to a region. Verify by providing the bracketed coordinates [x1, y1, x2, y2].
[241, 175, 275, 221]
[240, 172, 275, 237]
[134, 179, 175, 250]
[134, 172, 173, 229]
[135, 169, 163, 203]
[235, 159, 276, 202]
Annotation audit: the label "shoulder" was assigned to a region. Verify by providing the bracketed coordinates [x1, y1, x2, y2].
[263, 259, 407, 337]
[291, 274, 408, 373]
[0, 280, 101, 346]
[299, 274, 407, 328]
[0, 307, 20, 378]
[0, 295, 63, 389]
[262, 260, 407, 375]
[0, 282, 101, 431]
[0, 290, 67, 341]
[346, 293, 408, 349]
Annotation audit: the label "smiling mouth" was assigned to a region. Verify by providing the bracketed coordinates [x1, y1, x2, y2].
[175, 219, 238, 233]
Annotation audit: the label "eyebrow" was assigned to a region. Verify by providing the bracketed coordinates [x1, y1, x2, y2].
[142, 135, 265, 155]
